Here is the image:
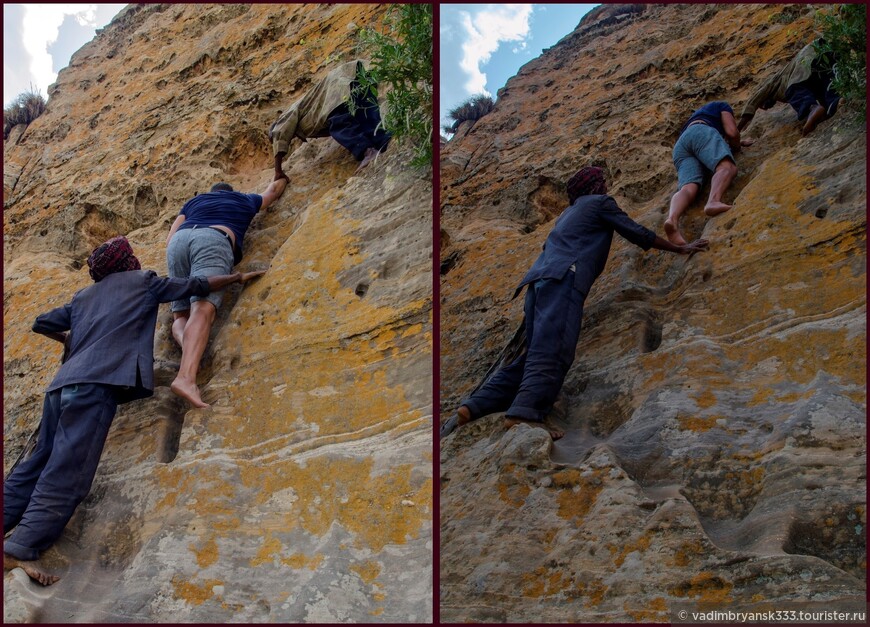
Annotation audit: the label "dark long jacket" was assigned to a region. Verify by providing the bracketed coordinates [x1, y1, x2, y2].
[33, 270, 209, 402]
[517, 194, 656, 298]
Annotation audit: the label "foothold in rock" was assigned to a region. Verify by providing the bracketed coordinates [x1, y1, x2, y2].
[440, 253, 458, 276]
[355, 283, 369, 298]
[641, 311, 663, 353]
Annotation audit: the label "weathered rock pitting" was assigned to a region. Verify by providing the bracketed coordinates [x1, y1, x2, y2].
[440, 4, 864, 622]
[4, 4, 431, 623]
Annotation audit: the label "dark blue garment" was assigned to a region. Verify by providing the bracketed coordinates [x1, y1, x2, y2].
[33, 270, 209, 401]
[517, 194, 656, 298]
[464, 194, 656, 423]
[463, 273, 584, 422]
[679, 101, 734, 136]
[177, 191, 263, 262]
[5, 270, 209, 560]
[785, 57, 839, 120]
[326, 80, 392, 161]
[4, 383, 118, 560]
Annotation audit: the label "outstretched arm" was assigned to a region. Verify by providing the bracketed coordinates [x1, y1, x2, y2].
[721, 111, 742, 149]
[274, 152, 288, 181]
[721, 111, 754, 148]
[260, 177, 288, 211]
[206, 270, 266, 291]
[737, 114, 753, 132]
[651, 235, 709, 255]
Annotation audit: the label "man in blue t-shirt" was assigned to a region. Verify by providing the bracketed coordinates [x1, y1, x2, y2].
[664, 101, 753, 246]
[165, 177, 287, 407]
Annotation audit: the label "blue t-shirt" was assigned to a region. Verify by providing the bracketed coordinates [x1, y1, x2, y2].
[177, 191, 263, 261]
[680, 101, 734, 137]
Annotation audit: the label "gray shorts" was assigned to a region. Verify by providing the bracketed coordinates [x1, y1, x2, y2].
[672, 124, 734, 189]
[166, 227, 234, 312]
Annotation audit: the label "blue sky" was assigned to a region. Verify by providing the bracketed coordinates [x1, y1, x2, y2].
[4, 4, 126, 107]
[440, 4, 597, 133]
[3, 3, 597, 132]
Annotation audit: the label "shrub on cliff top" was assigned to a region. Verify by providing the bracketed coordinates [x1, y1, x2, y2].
[444, 94, 495, 134]
[354, 4, 433, 168]
[814, 4, 866, 117]
[3, 88, 46, 140]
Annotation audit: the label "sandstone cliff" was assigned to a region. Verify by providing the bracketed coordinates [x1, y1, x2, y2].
[440, 4, 864, 622]
[4, 4, 431, 622]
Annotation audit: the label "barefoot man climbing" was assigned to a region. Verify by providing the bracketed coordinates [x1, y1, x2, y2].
[664, 101, 753, 245]
[440, 166, 709, 441]
[166, 177, 287, 407]
[4, 237, 263, 585]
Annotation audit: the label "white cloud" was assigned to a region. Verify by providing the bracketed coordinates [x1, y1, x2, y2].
[457, 4, 532, 96]
[511, 41, 529, 54]
[439, 22, 454, 41]
[20, 4, 98, 94]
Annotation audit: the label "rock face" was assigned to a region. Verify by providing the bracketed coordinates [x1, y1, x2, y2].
[4, 4, 431, 622]
[440, 4, 864, 622]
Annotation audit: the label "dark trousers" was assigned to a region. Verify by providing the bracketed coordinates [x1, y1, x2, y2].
[4, 383, 118, 560]
[327, 80, 392, 161]
[785, 59, 840, 120]
[463, 273, 585, 423]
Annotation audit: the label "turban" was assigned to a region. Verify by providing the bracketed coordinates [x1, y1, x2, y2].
[87, 236, 141, 282]
[566, 166, 607, 203]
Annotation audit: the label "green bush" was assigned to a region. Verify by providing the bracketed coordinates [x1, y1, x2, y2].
[444, 94, 495, 134]
[814, 4, 866, 117]
[354, 4, 432, 168]
[4, 88, 46, 139]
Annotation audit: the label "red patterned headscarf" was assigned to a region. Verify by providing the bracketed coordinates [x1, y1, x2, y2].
[87, 236, 141, 282]
[566, 166, 607, 203]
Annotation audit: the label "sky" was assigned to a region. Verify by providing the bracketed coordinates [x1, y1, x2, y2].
[3, 4, 598, 127]
[4, 3, 126, 107]
[440, 3, 597, 134]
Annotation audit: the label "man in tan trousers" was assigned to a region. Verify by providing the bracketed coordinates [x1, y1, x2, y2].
[737, 40, 841, 136]
[270, 59, 391, 178]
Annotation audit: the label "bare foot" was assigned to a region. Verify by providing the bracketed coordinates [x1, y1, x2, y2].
[354, 148, 380, 174]
[664, 219, 687, 246]
[170, 377, 210, 408]
[802, 104, 827, 136]
[456, 405, 471, 426]
[504, 417, 564, 440]
[703, 201, 732, 217]
[440, 405, 472, 439]
[4, 555, 59, 586]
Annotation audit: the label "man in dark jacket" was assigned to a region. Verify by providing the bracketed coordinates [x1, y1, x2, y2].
[3, 236, 263, 585]
[440, 167, 709, 441]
